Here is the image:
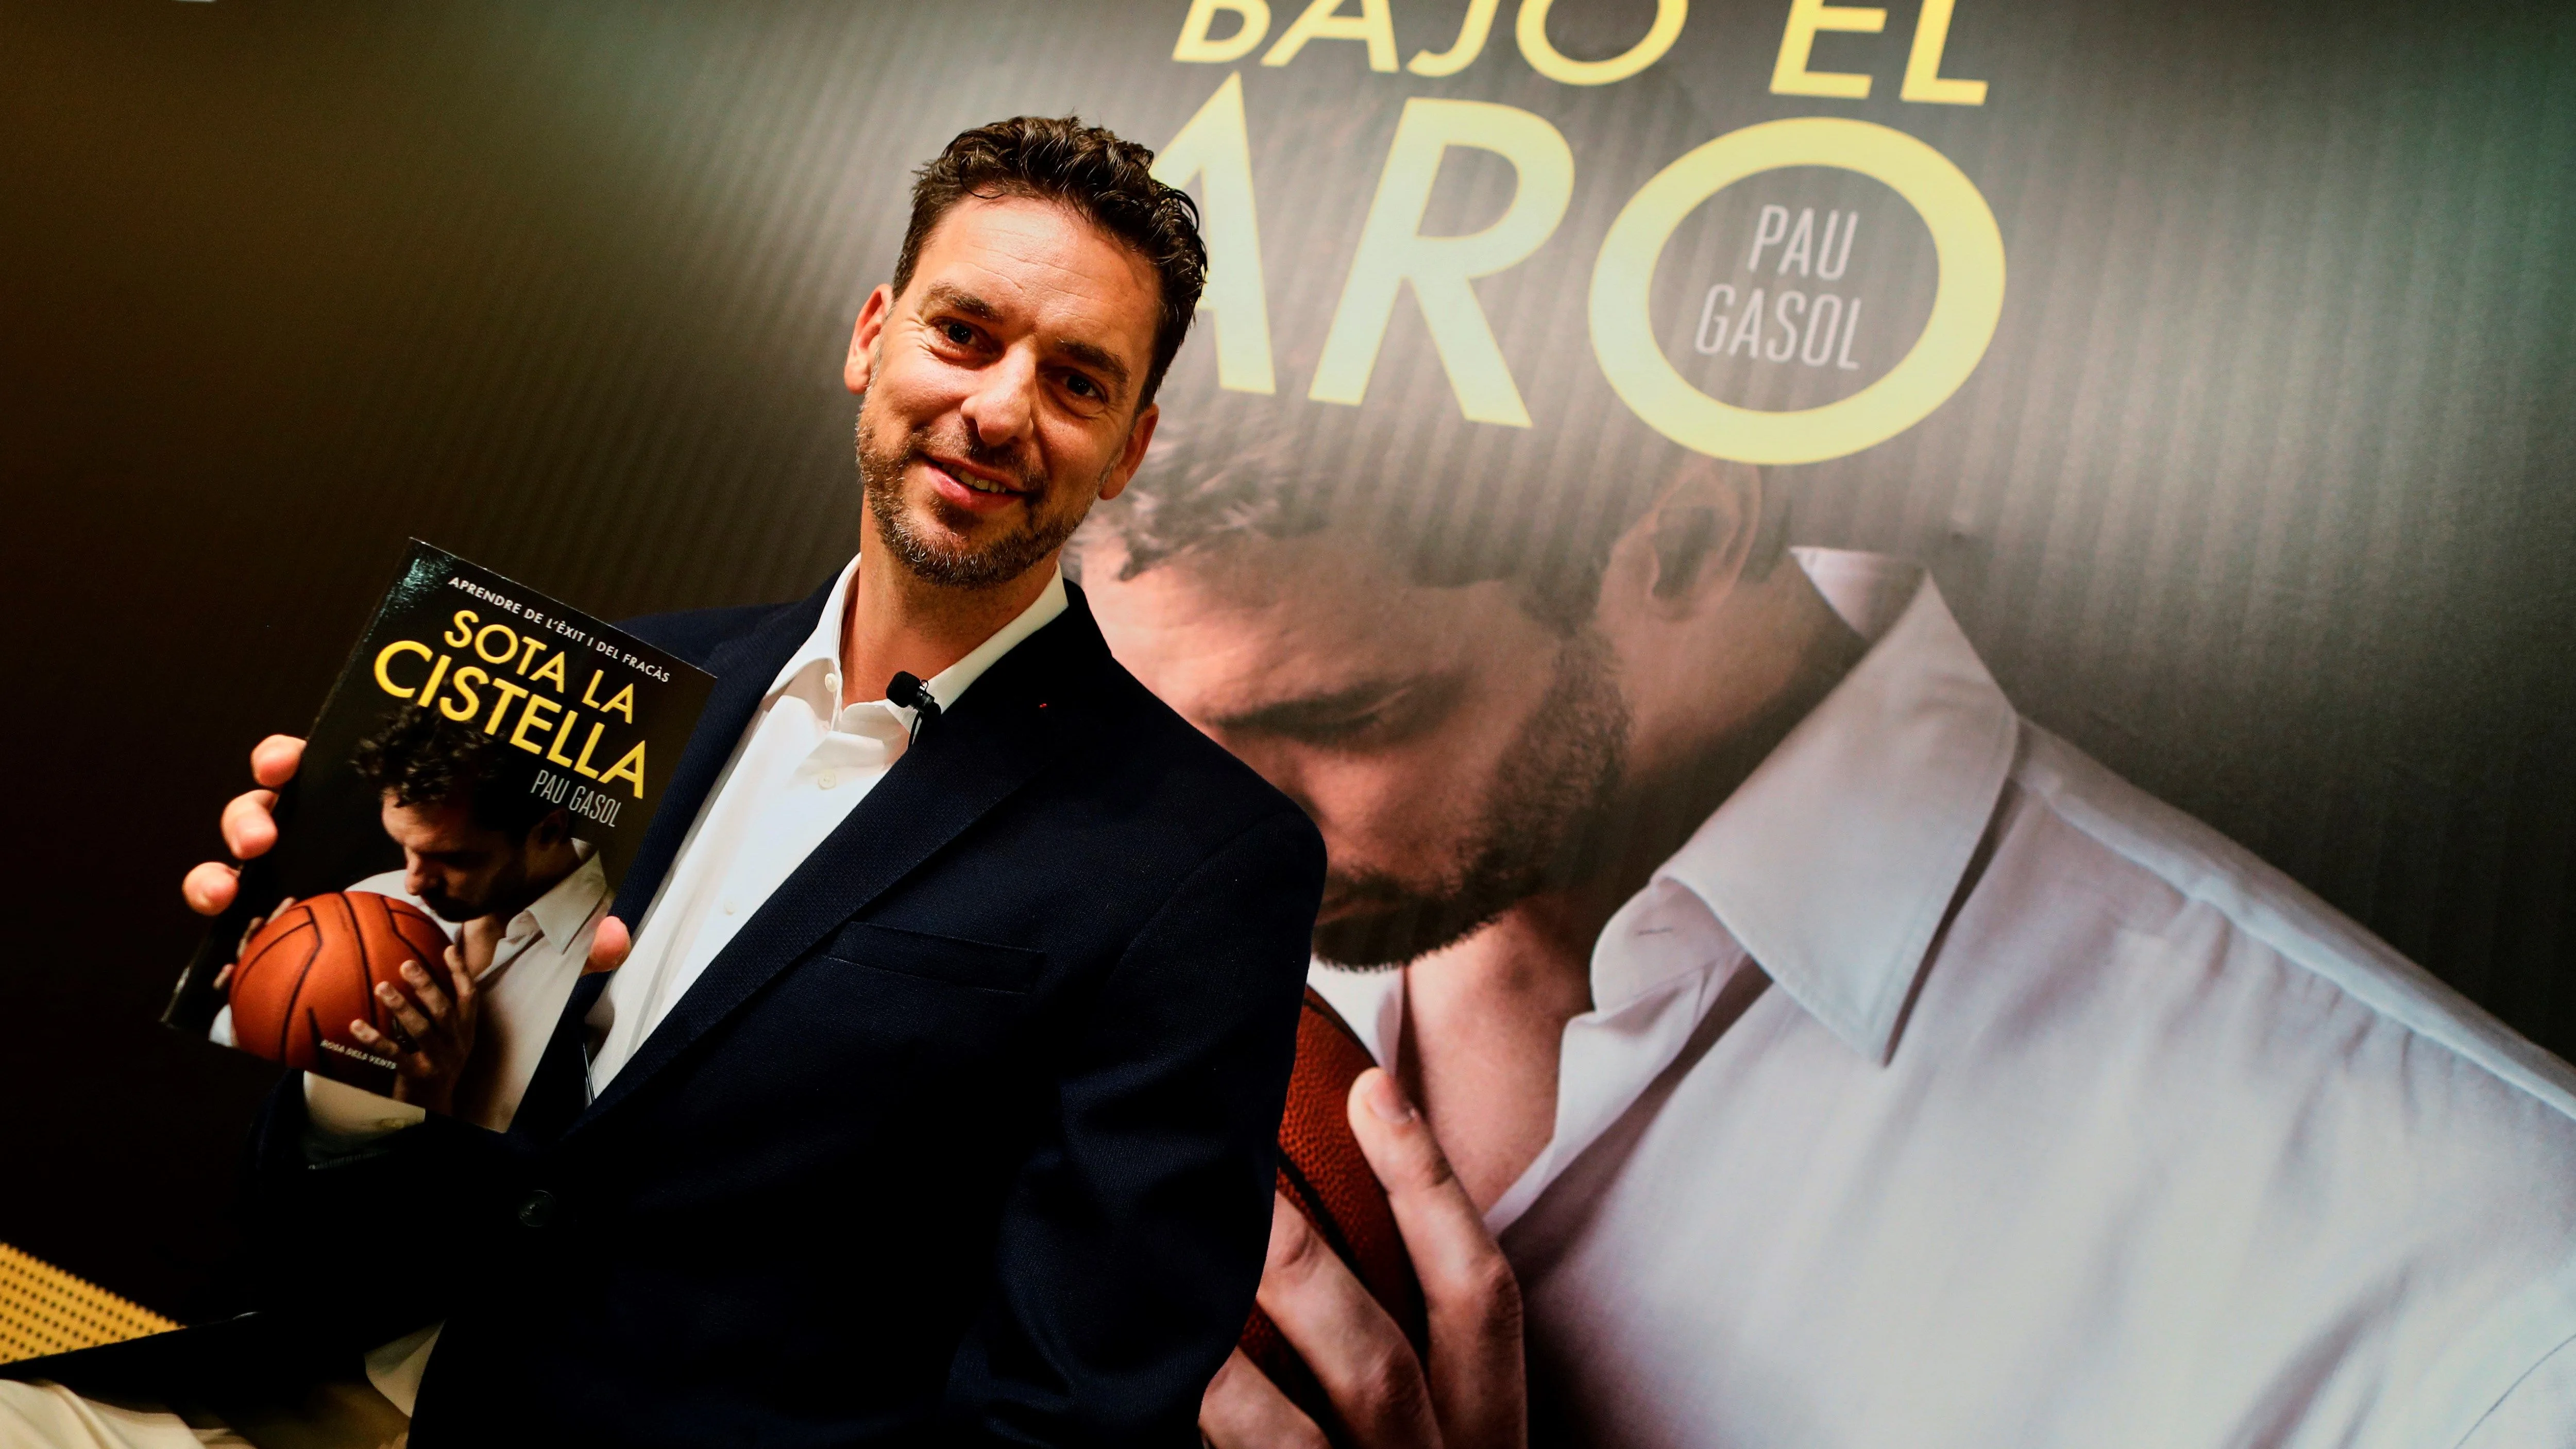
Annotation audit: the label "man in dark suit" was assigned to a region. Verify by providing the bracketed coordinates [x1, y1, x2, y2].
[158, 116, 1326, 1446]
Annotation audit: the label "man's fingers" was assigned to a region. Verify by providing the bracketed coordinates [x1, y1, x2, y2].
[219, 790, 281, 861]
[1257, 1194, 1443, 1449]
[374, 982, 436, 1045]
[1348, 1068, 1526, 1449]
[193, 738, 302, 915]
[396, 962, 452, 1024]
[1201, 1349, 1331, 1449]
[587, 916, 631, 974]
[349, 1020, 417, 1071]
[442, 945, 477, 1009]
[249, 736, 304, 789]
[183, 861, 239, 917]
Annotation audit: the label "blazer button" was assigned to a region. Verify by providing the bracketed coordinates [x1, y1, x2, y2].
[517, 1189, 558, 1229]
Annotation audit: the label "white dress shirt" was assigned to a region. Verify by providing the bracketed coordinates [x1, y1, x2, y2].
[585, 554, 1066, 1089]
[1313, 550, 2576, 1448]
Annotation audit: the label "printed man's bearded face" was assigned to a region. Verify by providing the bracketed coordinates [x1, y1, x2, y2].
[1086, 529, 1629, 968]
[852, 196, 1162, 591]
[380, 793, 537, 924]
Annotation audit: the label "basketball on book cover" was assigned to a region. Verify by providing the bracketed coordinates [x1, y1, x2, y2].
[1241, 987, 1429, 1431]
[227, 891, 451, 1088]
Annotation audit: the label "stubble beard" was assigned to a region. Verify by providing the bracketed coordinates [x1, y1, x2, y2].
[1312, 626, 1632, 970]
[857, 407, 1091, 591]
[418, 852, 527, 926]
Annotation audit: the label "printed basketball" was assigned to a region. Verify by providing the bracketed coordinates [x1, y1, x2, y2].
[225, 891, 453, 1089]
[1240, 987, 1429, 1431]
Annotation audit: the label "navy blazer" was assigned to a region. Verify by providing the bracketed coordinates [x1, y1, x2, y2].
[230, 577, 1327, 1446]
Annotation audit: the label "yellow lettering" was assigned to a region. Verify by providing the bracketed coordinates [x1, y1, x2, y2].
[1153, 74, 1276, 395]
[442, 610, 477, 649]
[418, 653, 453, 710]
[599, 682, 635, 723]
[472, 623, 518, 664]
[1262, 0, 1397, 71]
[372, 640, 432, 700]
[1310, 99, 1573, 426]
[1517, 0, 1687, 85]
[546, 708, 582, 767]
[1173, 0, 1270, 62]
[509, 693, 561, 754]
[439, 666, 486, 723]
[527, 648, 569, 693]
[598, 740, 649, 798]
[571, 721, 606, 779]
[580, 669, 608, 709]
[1900, 0, 1986, 104]
[481, 677, 531, 734]
[1406, 0, 1500, 75]
[1771, 0, 1885, 99]
[515, 634, 546, 674]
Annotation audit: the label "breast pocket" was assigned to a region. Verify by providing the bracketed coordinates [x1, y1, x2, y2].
[817, 919, 1046, 994]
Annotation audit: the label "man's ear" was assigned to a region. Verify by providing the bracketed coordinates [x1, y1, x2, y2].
[530, 808, 572, 851]
[1096, 402, 1158, 504]
[844, 284, 895, 395]
[1602, 456, 1764, 620]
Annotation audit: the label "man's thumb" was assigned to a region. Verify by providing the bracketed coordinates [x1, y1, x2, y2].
[587, 916, 633, 974]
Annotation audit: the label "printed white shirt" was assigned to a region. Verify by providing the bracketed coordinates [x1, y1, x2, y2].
[585, 554, 1065, 1089]
[1313, 549, 2576, 1448]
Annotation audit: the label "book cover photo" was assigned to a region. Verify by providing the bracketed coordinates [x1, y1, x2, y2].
[165, 541, 715, 1133]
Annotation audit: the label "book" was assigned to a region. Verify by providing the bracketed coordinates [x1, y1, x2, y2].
[164, 541, 714, 1132]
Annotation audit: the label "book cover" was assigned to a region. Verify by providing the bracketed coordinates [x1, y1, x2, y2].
[164, 541, 714, 1132]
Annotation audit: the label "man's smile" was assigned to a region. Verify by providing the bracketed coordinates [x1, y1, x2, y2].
[923, 453, 1038, 514]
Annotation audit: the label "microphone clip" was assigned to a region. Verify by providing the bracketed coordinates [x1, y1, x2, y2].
[887, 671, 942, 743]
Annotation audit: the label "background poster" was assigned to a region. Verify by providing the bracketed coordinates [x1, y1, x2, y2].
[1, 0, 2569, 1329]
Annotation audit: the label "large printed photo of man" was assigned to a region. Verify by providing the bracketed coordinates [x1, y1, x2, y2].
[209, 704, 608, 1133]
[1081, 383, 2576, 1445]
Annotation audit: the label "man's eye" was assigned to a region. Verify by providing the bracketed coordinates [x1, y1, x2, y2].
[1064, 373, 1099, 399]
[941, 321, 976, 346]
[1298, 708, 1389, 744]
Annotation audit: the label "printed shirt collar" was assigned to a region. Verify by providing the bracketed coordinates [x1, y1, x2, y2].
[506, 846, 608, 952]
[1313, 551, 2021, 1075]
[767, 553, 1069, 718]
[1654, 549, 2019, 1063]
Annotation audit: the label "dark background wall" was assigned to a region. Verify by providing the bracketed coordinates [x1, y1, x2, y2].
[2, 0, 2569, 1318]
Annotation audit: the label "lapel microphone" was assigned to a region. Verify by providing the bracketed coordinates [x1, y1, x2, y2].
[886, 671, 941, 742]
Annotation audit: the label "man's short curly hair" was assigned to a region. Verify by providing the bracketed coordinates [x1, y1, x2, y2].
[892, 115, 1207, 410]
[352, 706, 555, 839]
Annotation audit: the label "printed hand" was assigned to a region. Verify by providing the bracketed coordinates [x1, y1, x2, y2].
[1200, 1068, 1527, 1449]
[349, 940, 480, 1115]
[182, 735, 306, 918]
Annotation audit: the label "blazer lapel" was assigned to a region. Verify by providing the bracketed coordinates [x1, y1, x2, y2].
[609, 581, 835, 925]
[565, 592, 1109, 1136]
[511, 578, 832, 1144]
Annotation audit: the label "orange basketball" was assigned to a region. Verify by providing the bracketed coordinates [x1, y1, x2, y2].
[226, 891, 453, 1089]
[1240, 987, 1428, 1430]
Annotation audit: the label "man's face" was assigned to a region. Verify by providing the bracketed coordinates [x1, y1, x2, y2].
[1088, 531, 1628, 968]
[846, 196, 1163, 589]
[381, 793, 533, 924]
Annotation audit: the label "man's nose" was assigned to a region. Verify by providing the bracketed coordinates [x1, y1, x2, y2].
[958, 346, 1038, 451]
